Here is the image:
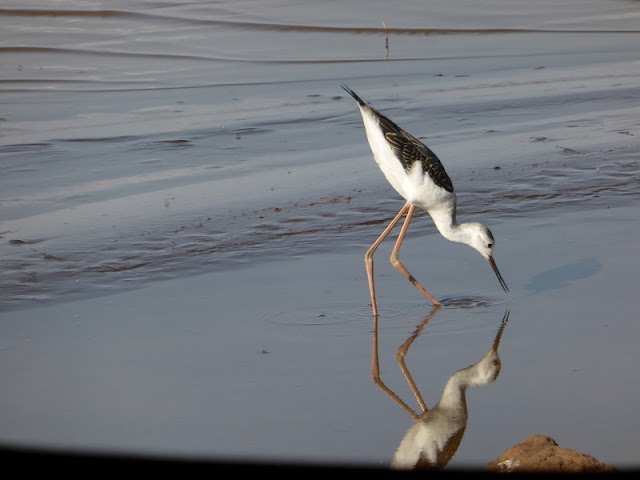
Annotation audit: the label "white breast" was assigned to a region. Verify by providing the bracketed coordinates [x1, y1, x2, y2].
[358, 105, 412, 200]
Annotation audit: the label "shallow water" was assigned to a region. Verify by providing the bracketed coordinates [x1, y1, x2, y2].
[1, 0, 640, 469]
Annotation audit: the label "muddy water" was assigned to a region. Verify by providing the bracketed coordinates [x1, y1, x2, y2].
[1, 0, 640, 469]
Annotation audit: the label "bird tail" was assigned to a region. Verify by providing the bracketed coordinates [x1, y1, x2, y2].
[341, 84, 367, 106]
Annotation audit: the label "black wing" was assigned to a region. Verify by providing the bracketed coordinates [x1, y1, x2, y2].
[385, 130, 454, 193]
[342, 85, 454, 193]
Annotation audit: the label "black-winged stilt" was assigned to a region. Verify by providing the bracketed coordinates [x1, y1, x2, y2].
[342, 85, 508, 316]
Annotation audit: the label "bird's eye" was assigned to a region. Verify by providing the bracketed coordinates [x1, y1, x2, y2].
[487, 243, 493, 249]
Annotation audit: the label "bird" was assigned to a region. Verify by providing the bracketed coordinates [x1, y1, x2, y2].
[371, 307, 510, 470]
[342, 85, 508, 316]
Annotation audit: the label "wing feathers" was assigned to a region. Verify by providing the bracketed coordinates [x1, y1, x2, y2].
[343, 85, 454, 193]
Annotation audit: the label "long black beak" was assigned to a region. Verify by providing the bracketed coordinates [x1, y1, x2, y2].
[489, 256, 509, 293]
[491, 310, 510, 350]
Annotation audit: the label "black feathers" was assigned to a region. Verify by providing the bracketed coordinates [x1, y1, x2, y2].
[341, 84, 366, 107]
[342, 85, 454, 193]
[384, 131, 454, 193]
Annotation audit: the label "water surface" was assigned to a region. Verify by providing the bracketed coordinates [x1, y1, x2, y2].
[1, 0, 639, 469]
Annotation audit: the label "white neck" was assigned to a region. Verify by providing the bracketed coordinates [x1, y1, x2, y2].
[437, 368, 473, 411]
[429, 202, 464, 244]
[428, 200, 485, 251]
[438, 350, 501, 411]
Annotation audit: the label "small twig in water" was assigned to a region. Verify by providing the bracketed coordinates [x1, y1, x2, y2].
[381, 20, 390, 58]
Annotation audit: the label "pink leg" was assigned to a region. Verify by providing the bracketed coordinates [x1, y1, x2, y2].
[371, 314, 420, 420]
[390, 204, 441, 306]
[365, 203, 411, 317]
[396, 304, 441, 413]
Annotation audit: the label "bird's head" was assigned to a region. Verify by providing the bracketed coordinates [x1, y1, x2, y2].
[466, 223, 509, 293]
[459, 311, 510, 388]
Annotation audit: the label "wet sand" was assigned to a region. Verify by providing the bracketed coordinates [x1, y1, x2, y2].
[1, 0, 640, 470]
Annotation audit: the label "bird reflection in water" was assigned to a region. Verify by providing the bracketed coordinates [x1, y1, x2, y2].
[371, 308, 510, 470]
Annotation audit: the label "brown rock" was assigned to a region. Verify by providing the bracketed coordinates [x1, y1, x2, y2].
[488, 434, 616, 473]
